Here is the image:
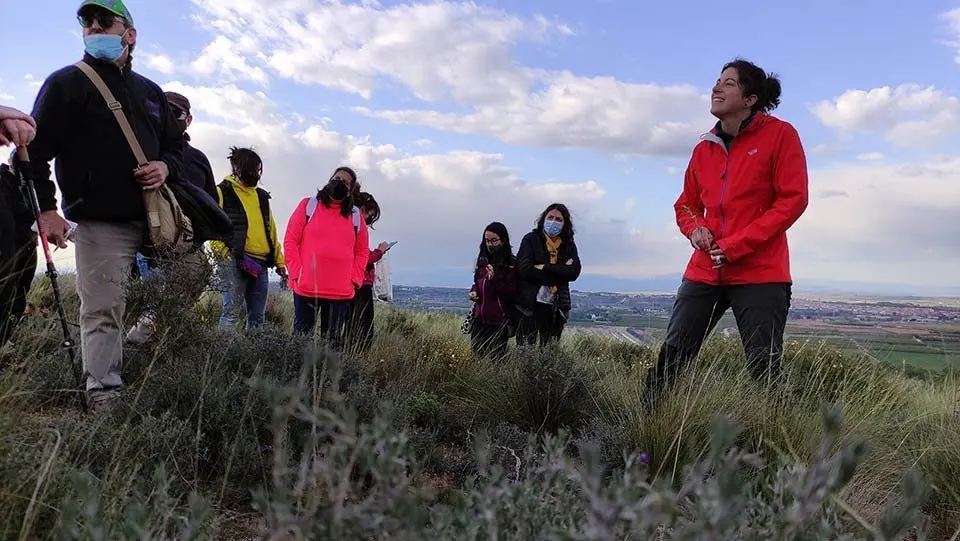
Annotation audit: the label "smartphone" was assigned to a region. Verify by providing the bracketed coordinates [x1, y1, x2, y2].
[386, 241, 398, 251]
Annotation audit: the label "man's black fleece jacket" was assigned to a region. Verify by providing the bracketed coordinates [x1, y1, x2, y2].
[27, 53, 183, 222]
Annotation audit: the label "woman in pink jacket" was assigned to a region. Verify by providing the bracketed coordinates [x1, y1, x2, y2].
[283, 166, 369, 350]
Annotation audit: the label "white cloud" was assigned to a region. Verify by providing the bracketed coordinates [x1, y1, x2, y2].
[190, 36, 269, 86]
[160, 84, 959, 288]
[142, 53, 176, 75]
[186, 0, 710, 157]
[812, 84, 960, 147]
[790, 157, 960, 285]
[941, 8, 960, 64]
[856, 152, 884, 160]
[0, 92, 13, 101]
[164, 83, 687, 278]
[10, 76, 960, 288]
[354, 74, 709, 156]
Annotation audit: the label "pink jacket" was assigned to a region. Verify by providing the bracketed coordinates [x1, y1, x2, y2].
[284, 198, 370, 300]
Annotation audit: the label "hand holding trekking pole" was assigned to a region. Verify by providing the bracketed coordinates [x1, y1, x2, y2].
[38, 211, 71, 249]
[0, 105, 36, 147]
[14, 146, 88, 412]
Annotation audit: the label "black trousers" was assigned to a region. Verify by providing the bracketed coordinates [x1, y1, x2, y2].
[470, 321, 509, 359]
[349, 284, 375, 353]
[293, 294, 352, 352]
[517, 303, 565, 347]
[644, 279, 792, 407]
[0, 185, 38, 348]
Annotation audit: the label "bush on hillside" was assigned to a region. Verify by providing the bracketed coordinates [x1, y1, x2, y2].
[0, 264, 956, 538]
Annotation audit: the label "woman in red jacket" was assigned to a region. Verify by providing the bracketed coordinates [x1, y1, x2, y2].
[284, 166, 370, 351]
[468, 222, 519, 359]
[644, 58, 809, 408]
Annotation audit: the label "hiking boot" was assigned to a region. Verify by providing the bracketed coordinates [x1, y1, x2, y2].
[87, 388, 122, 412]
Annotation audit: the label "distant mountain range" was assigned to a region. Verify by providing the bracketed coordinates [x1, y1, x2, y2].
[391, 268, 960, 298]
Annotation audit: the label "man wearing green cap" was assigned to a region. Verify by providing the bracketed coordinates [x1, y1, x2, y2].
[26, 0, 184, 411]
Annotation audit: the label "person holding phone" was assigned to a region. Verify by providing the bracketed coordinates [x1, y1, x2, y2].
[350, 192, 389, 352]
[468, 222, 519, 359]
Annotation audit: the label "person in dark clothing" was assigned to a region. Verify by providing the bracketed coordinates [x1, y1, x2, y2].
[26, 0, 184, 410]
[515, 204, 582, 347]
[0, 156, 39, 353]
[349, 192, 391, 353]
[162, 91, 217, 200]
[0, 106, 37, 354]
[126, 90, 217, 344]
[468, 222, 518, 359]
[642, 58, 808, 409]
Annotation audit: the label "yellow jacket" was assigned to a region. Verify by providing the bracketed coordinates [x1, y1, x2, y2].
[211, 176, 286, 269]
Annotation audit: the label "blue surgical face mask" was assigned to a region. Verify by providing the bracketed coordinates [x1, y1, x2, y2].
[83, 32, 128, 63]
[543, 220, 563, 238]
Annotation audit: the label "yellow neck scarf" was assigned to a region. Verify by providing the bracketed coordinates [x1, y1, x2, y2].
[544, 234, 562, 294]
[544, 234, 561, 264]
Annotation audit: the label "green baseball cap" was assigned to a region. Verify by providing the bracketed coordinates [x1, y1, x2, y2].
[77, 0, 134, 26]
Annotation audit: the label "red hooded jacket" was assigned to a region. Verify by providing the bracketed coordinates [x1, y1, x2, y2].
[675, 112, 809, 286]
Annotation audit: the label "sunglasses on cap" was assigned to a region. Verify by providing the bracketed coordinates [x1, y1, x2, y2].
[77, 11, 125, 29]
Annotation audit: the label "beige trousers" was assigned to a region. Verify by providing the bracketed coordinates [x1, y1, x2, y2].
[75, 221, 143, 392]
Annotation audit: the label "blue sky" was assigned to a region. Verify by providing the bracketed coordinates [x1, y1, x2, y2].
[1, 0, 959, 293]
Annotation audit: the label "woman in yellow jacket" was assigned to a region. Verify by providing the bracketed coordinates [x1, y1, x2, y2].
[211, 147, 287, 329]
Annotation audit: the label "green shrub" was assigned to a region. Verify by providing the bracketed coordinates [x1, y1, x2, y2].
[0, 264, 956, 538]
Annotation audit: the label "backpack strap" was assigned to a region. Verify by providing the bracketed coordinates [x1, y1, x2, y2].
[305, 195, 319, 222]
[304, 197, 361, 236]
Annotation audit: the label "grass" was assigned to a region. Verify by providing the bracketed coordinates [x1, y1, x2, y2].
[0, 266, 958, 539]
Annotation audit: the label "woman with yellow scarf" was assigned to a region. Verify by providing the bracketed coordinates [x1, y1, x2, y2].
[515, 203, 582, 346]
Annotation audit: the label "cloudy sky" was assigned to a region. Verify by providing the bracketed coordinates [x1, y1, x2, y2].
[1, 0, 959, 293]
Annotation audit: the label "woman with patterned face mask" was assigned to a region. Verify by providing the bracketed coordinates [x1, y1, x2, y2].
[515, 203, 582, 346]
[283, 166, 369, 352]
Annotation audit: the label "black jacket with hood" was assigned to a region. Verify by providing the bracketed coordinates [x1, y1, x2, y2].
[27, 53, 183, 222]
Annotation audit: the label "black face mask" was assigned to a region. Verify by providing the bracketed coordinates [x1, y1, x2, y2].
[328, 179, 349, 201]
[487, 244, 501, 255]
[237, 170, 261, 187]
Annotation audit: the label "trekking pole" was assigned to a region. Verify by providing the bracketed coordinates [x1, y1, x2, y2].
[14, 147, 87, 412]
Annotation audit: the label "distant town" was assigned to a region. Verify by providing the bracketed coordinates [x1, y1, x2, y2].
[391, 286, 960, 325]
[390, 286, 960, 369]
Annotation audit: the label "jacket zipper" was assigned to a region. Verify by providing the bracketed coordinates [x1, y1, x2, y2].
[718, 146, 728, 286]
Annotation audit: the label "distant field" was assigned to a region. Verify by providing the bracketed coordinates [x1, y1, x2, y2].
[571, 317, 960, 370]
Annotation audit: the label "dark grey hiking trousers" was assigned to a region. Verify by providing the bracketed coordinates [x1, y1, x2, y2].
[644, 278, 792, 407]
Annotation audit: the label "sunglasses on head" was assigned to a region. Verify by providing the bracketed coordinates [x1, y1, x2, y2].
[77, 11, 124, 29]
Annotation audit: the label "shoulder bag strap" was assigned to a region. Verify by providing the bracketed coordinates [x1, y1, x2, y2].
[74, 61, 148, 167]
